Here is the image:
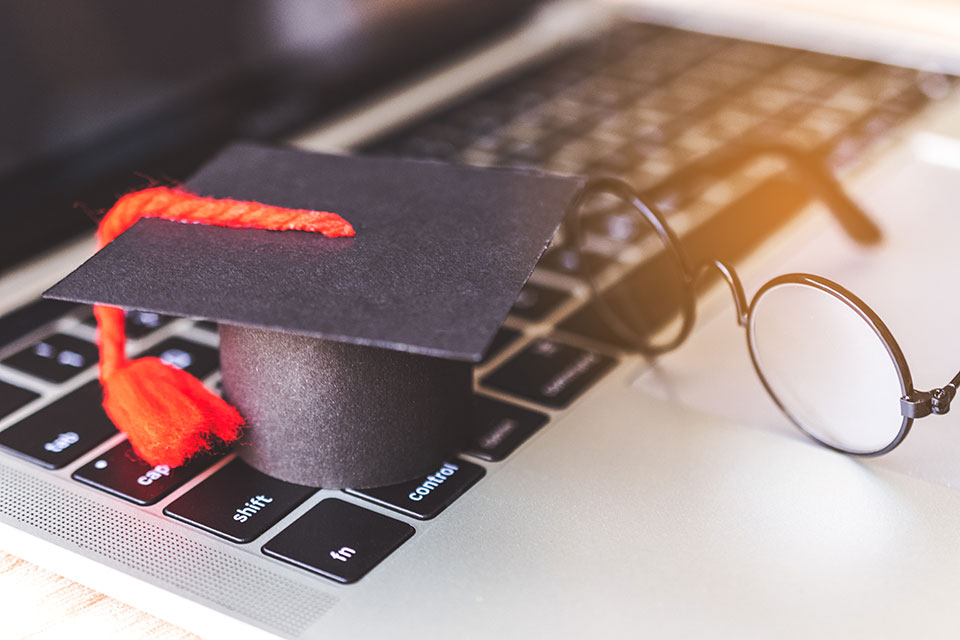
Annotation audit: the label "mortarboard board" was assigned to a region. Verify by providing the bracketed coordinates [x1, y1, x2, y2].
[45, 142, 586, 488]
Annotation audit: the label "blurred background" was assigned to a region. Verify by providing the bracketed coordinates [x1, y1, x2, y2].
[0, 0, 534, 268]
[3, 0, 959, 405]
[2, 0, 958, 275]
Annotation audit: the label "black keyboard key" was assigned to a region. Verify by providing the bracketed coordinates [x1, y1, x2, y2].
[126, 310, 172, 338]
[262, 499, 414, 584]
[510, 283, 569, 322]
[0, 381, 116, 469]
[72, 440, 209, 506]
[193, 320, 219, 333]
[538, 246, 615, 279]
[482, 338, 616, 408]
[0, 299, 79, 348]
[0, 380, 39, 420]
[583, 210, 648, 243]
[141, 337, 219, 379]
[346, 459, 484, 520]
[558, 250, 688, 351]
[83, 310, 173, 339]
[164, 459, 315, 543]
[558, 306, 635, 351]
[587, 153, 636, 176]
[480, 327, 521, 365]
[467, 396, 549, 462]
[2, 334, 98, 383]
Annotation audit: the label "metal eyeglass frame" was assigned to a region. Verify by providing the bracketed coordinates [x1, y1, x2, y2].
[569, 146, 960, 457]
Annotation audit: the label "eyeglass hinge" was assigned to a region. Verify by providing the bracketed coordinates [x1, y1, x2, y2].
[901, 385, 956, 419]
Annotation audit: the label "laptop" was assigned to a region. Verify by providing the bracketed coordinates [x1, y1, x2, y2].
[3, 1, 960, 637]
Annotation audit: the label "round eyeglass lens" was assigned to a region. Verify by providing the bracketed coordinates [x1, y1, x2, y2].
[748, 281, 906, 455]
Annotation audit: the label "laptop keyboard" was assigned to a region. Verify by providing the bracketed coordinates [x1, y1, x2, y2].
[0, 22, 952, 585]
[1, 333, 99, 383]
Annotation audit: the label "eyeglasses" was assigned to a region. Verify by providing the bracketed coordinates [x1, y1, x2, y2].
[570, 145, 960, 457]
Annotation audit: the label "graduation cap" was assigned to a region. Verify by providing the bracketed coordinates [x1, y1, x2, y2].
[45, 142, 585, 488]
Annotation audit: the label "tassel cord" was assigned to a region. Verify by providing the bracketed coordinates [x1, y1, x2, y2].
[93, 186, 353, 465]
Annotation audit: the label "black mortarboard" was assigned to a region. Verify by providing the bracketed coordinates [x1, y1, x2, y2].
[45, 142, 585, 488]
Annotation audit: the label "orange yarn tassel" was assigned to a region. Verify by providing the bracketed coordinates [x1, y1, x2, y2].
[95, 186, 354, 466]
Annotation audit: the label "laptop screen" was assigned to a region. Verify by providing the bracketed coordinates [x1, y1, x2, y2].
[0, 0, 538, 273]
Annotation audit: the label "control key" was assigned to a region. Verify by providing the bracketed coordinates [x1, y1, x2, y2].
[347, 458, 485, 520]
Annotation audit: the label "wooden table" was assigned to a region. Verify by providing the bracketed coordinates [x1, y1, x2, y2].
[1, 550, 198, 639]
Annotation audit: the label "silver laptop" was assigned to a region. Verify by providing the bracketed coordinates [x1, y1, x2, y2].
[3, 1, 960, 637]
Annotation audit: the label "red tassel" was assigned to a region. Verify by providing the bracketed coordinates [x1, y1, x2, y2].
[95, 186, 354, 466]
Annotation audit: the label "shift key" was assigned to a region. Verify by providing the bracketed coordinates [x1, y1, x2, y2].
[0, 381, 116, 469]
[164, 459, 315, 543]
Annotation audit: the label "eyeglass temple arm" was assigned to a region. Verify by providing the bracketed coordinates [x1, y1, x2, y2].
[571, 156, 875, 330]
[901, 370, 960, 419]
[674, 143, 883, 246]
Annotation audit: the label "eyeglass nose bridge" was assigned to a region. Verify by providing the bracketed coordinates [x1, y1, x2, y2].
[695, 259, 750, 327]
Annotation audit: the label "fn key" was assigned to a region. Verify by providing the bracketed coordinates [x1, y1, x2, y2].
[263, 499, 414, 584]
